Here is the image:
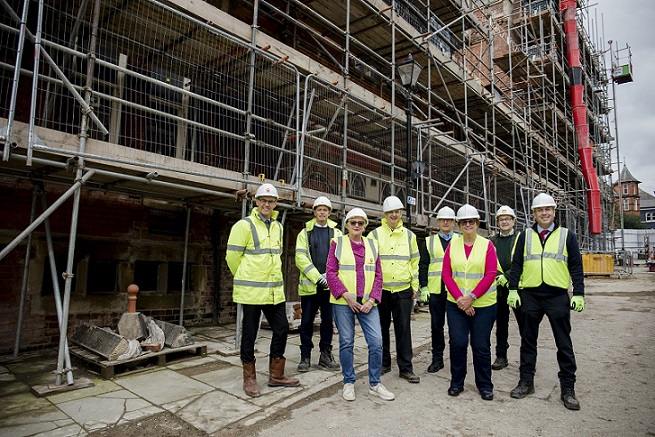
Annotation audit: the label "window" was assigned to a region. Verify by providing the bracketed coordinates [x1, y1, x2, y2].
[349, 174, 366, 199]
[134, 261, 160, 291]
[623, 198, 630, 211]
[646, 212, 655, 222]
[623, 184, 628, 195]
[87, 260, 118, 293]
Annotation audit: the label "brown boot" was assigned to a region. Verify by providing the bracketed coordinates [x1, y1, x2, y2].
[268, 357, 300, 387]
[242, 360, 260, 397]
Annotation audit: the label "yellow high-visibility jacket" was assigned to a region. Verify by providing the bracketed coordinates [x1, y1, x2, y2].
[369, 218, 419, 292]
[226, 208, 285, 305]
[296, 218, 343, 296]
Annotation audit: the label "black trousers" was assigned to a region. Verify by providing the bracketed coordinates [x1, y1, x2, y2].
[519, 290, 577, 389]
[299, 285, 334, 358]
[378, 287, 415, 373]
[429, 291, 447, 361]
[494, 285, 524, 359]
[240, 302, 289, 364]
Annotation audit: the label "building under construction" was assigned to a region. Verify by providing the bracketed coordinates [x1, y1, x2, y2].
[0, 0, 626, 354]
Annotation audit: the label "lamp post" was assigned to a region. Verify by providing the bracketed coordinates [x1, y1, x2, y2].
[396, 53, 423, 231]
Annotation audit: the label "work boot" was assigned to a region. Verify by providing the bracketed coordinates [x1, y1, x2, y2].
[561, 388, 581, 410]
[242, 360, 260, 398]
[510, 380, 535, 399]
[297, 356, 311, 372]
[318, 348, 340, 371]
[492, 357, 508, 370]
[268, 357, 300, 387]
[427, 359, 444, 373]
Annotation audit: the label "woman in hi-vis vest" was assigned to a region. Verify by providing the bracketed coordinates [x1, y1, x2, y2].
[442, 204, 498, 401]
[326, 208, 394, 402]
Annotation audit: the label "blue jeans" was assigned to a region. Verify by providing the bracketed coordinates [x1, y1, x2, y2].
[446, 301, 496, 392]
[332, 303, 383, 385]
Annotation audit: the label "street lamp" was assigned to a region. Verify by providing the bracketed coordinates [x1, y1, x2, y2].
[397, 53, 423, 230]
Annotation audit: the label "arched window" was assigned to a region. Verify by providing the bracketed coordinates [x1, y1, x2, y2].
[349, 174, 366, 199]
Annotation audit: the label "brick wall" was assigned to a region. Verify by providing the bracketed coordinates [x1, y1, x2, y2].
[0, 177, 307, 354]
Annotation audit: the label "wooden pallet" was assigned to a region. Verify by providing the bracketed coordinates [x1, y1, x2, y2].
[70, 343, 207, 379]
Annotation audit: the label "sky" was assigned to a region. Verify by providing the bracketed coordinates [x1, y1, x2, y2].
[592, 0, 655, 195]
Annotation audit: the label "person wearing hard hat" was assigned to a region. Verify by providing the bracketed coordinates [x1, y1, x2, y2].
[295, 196, 343, 373]
[369, 196, 421, 383]
[418, 206, 459, 374]
[442, 204, 498, 401]
[489, 205, 524, 371]
[507, 193, 585, 411]
[326, 208, 394, 402]
[226, 183, 299, 398]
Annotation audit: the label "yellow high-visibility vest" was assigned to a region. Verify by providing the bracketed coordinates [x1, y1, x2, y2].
[446, 236, 497, 308]
[425, 233, 460, 294]
[521, 227, 571, 290]
[330, 236, 378, 305]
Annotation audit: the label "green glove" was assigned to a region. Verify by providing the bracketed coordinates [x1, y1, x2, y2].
[420, 286, 430, 303]
[507, 289, 521, 309]
[495, 274, 508, 287]
[570, 295, 585, 312]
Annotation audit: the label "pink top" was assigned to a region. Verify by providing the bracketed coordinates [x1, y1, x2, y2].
[443, 240, 497, 300]
[326, 238, 383, 303]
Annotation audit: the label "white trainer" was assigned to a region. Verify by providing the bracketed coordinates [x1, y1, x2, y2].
[369, 383, 395, 401]
[342, 383, 356, 401]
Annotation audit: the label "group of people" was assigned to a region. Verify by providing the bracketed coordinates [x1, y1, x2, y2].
[226, 184, 585, 410]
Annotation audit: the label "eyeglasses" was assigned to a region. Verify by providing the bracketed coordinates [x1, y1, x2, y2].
[257, 198, 277, 205]
[459, 219, 477, 226]
[498, 217, 514, 223]
[349, 221, 366, 227]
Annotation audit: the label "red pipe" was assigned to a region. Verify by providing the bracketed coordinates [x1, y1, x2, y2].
[561, 0, 602, 234]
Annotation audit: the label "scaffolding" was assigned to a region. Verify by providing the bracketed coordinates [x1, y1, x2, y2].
[0, 0, 619, 381]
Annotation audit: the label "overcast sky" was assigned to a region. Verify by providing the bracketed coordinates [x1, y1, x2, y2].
[592, 0, 655, 195]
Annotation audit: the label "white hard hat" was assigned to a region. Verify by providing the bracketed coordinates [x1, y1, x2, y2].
[496, 205, 516, 219]
[382, 195, 404, 213]
[345, 207, 368, 225]
[255, 183, 279, 199]
[436, 206, 456, 220]
[313, 196, 332, 210]
[531, 193, 557, 209]
[456, 204, 481, 221]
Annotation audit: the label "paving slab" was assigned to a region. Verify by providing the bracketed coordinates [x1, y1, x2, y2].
[174, 390, 260, 434]
[57, 389, 157, 431]
[113, 369, 213, 405]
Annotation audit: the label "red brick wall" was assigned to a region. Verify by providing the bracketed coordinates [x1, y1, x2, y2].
[0, 177, 306, 354]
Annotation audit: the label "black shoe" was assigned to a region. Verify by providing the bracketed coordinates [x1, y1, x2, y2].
[297, 357, 311, 373]
[491, 357, 508, 370]
[447, 386, 464, 396]
[427, 359, 444, 373]
[381, 365, 392, 375]
[480, 391, 494, 401]
[399, 372, 420, 383]
[318, 350, 340, 371]
[561, 388, 580, 410]
[510, 380, 535, 399]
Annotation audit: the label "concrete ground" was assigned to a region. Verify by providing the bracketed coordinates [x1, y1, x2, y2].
[0, 268, 653, 436]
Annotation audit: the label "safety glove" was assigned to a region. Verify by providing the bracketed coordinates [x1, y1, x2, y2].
[507, 289, 521, 309]
[495, 274, 508, 287]
[317, 273, 329, 288]
[570, 295, 585, 312]
[420, 286, 430, 303]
